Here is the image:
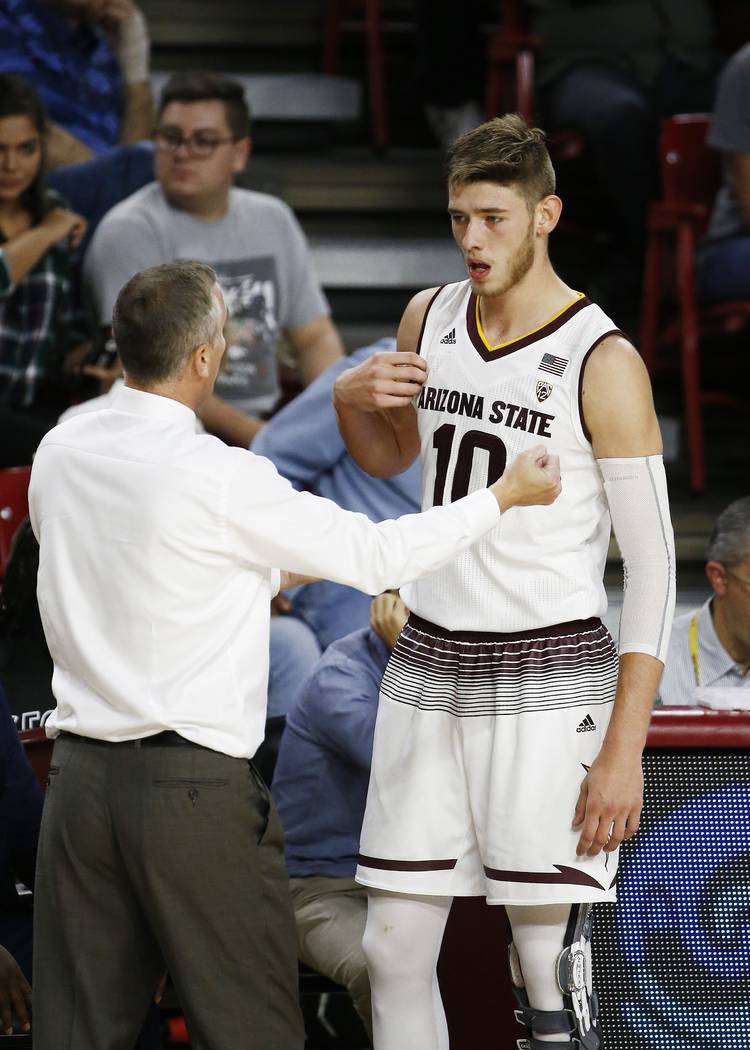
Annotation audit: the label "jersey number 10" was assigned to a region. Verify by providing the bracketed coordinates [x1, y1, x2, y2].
[432, 423, 507, 506]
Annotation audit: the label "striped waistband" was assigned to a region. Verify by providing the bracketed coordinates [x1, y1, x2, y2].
[406, 614, 604, 644]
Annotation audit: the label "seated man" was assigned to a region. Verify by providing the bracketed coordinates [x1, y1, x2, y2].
[0, 0, 153, 167]
[271, 592, 411, 1043]
[696, 42, 750, 304]
[253, 339, 420, 650]
[84, 72, 344, 445]
[659, 496, 750, 706]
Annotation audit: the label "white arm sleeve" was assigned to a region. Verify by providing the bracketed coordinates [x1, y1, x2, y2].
[598, 455, 676, 663]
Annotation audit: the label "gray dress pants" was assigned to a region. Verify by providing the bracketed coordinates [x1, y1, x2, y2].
[289, 876, 372, 1040]
[33, 732, 304, 1050]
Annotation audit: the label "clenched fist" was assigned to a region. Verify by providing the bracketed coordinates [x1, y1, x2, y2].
[490, 445, 561, 512]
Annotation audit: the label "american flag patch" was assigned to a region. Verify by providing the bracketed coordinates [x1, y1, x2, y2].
[539, 352, 568, 376]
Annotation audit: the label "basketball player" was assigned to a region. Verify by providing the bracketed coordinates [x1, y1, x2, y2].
[332, 115, 675, 1049]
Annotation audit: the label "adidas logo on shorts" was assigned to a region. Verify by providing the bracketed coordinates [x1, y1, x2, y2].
[440, 328, 457, 344]
[576, 714, 596, 733]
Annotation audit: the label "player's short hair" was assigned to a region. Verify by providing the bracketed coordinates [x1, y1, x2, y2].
[706, 497, 750, 567]
[159, 72, 251, 139]
[113, 261, 221, 384]
[446, 113, 556, 209]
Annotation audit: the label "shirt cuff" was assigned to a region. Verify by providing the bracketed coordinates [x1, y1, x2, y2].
[457, 487, 503, 538]
[270, 568, 281, 597]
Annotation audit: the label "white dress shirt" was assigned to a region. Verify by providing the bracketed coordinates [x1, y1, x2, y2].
[30, 385, 502, 758]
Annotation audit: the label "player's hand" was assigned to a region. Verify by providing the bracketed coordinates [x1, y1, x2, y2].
[572, 752, 643, 857]
[370, 592, 409, 649]
[491, 445, 561, 511]
[333, 352, 427, 412]
[0, 945, 31, 1035]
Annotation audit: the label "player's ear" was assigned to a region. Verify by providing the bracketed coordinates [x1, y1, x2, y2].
[535, 195, 562, 236]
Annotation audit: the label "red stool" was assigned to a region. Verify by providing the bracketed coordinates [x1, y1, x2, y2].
[0, 465, 32, 577]
[323, 0, 414, 149]
[640, 114, 750, 492]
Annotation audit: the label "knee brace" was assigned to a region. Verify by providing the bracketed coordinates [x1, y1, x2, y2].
[509, 904, 601, 1050]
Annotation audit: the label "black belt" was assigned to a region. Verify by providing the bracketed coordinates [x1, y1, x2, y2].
[63, 731, 200, 748]
[139, 731, 198, 748]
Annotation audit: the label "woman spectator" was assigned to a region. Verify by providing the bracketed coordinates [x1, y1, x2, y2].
[0, 74, 89, 464]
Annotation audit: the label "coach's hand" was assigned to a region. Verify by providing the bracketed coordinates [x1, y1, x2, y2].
[572, 752, 644, 857]
[0, 945, 31, 1034]
[333, 351, 427, 411]
[491, 445, 561, 512]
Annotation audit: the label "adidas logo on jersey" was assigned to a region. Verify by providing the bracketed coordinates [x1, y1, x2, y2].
[576, 714, 596, 733]
[440, 328, 457, 344]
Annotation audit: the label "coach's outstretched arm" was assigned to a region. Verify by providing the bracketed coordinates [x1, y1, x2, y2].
[227, 444, 559, 599]
[573, 335, 676, 859]
[277, 443, 558, 596]
[333, 289, 436, 477]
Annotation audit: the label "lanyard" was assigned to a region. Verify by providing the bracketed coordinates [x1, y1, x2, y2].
[689, 614, 700, 687]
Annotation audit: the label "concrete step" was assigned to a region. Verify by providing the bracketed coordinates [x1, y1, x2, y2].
[311, 237, 465, 289]
[151, 72, 361, 123]
[243, 149, 447, 212]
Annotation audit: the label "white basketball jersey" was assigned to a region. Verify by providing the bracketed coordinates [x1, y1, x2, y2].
[400, 281, 622, 632]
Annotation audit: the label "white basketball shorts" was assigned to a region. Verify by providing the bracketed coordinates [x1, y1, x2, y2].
[356, 615, 620, 905]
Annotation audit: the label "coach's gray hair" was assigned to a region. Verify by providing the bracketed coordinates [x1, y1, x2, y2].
[113, 260, 221, 384]
[706, 496, 750, 567]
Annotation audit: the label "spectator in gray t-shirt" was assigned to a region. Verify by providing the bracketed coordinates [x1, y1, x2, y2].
[83, 74, 344, 445]
[696, 43, 750, 303]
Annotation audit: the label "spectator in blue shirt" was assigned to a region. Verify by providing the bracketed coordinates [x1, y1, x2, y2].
[253, 340, 421, 650]
[272, 592, 410, 1042]
[1, 2, 156, 246]
[0, 0, 153, 167]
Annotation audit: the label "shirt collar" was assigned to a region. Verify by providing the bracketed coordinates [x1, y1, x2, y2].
[112, 385, 197, 431]
[697, 598, 739, 685]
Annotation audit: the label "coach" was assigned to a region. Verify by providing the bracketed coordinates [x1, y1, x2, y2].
[28, 260, 560, 1050]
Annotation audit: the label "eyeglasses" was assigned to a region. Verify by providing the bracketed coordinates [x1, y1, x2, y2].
[153, 128, 237, 157]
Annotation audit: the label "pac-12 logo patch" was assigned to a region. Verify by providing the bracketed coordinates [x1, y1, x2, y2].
[536, 380, 553, 403]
